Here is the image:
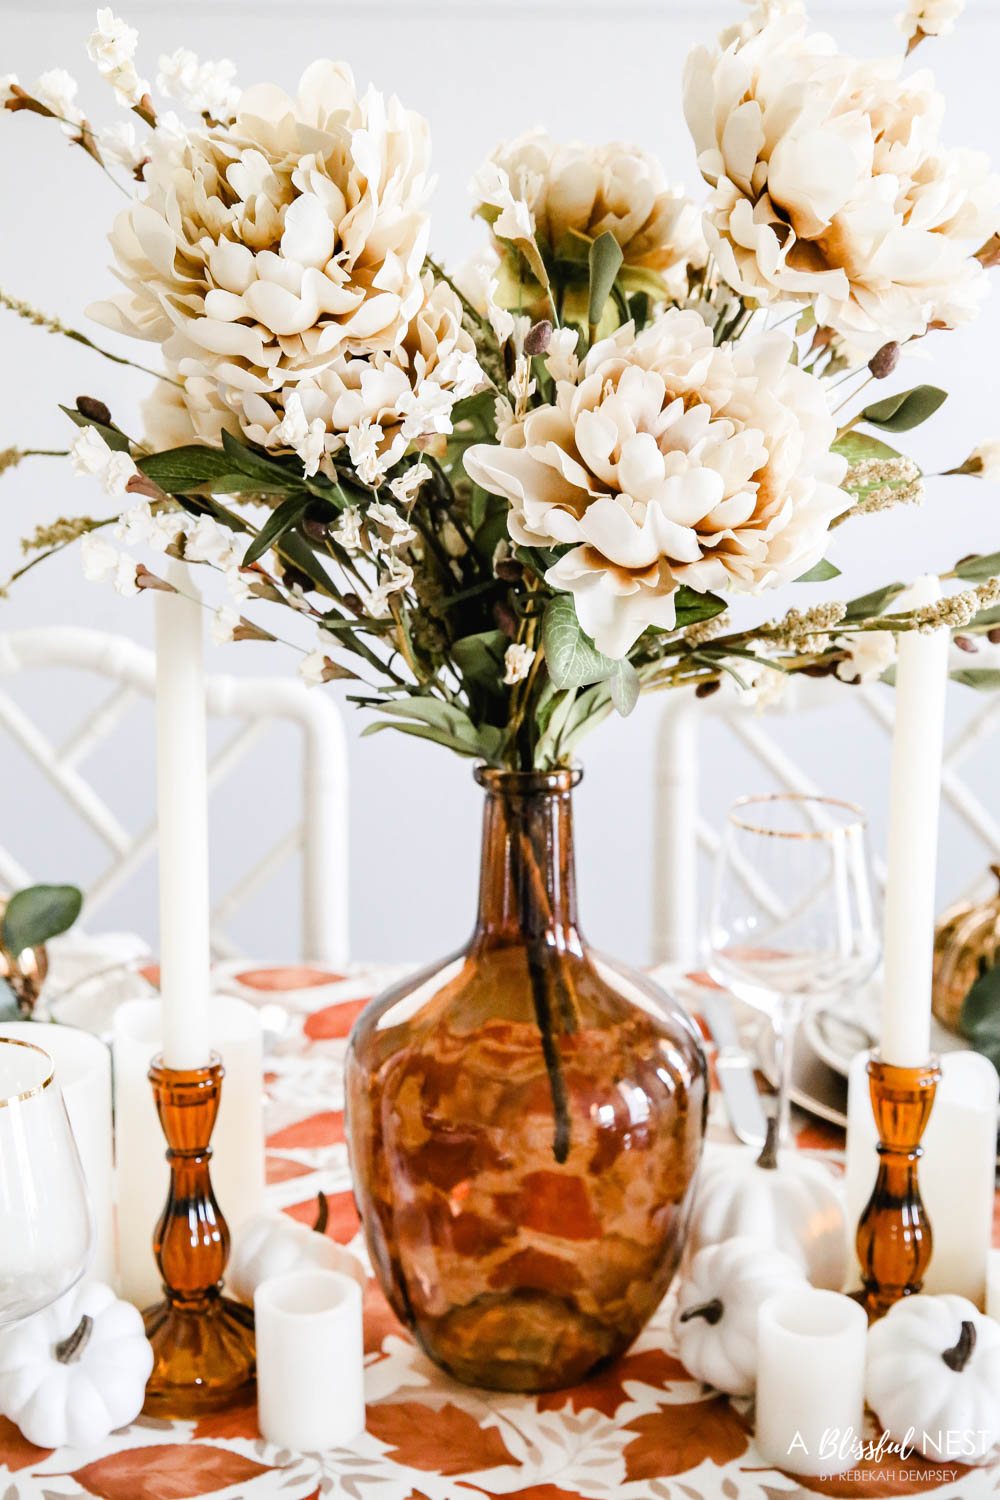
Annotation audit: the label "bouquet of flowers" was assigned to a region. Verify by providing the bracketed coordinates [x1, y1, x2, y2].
[4, 0, 1000, 771]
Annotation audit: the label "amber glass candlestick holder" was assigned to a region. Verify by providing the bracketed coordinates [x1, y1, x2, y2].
[141, 1055, 256, 1417]
[855, 1054, 940, 1322]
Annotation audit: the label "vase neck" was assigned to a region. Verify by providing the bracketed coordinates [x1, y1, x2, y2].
[472, 768, 582, 951]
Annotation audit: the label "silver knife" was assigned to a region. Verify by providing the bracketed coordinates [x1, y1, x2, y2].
[700, 990, 768, 1149]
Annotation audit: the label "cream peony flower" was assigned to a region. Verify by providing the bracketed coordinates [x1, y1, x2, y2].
[503, 642, 536, 685]
[90, 61, 433, 450]
[473, 131, 707, 307]
[684, 14, 999, 347]
[465, 309, 846, 658]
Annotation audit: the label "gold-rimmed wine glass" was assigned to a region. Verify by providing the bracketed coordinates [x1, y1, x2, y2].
[707, 794, 880, 1146]
[0, 1037, 92, 1324]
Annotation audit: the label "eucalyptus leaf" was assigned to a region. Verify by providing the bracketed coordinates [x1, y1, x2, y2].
[832, 430, 903, 466]
[609, 660, 640, 717]
[951, 669, 1000, 691]
[672, 588, 727, 629]
[543, 595, 619, 690]
[2, 885, 82, 957]
[955, 551, 1000, 582]
[843, 582, 905, 621]
[242, 495, 310, 566]
[588, 232, 624, 327]
[60, 405, 132, 454]
[452, 630, 507, 693]
[861, 385, 947, 433]
[795, 559, 842, 582]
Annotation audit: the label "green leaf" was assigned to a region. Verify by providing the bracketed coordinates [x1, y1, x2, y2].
[452, 630, 507, 693]
[951, 669, 1000, 691]
[139, 445, 236, 491]
[221, 431, 306, 488]
[242, 495, 310, 566]
[543, 595, 619, 690]
[795, 559, 842, 582]
[609, 660, 640, 717]
[361, 699, 504, 762]
[832, 431, 903, 466]
[843, 582, 905, 621]
[588, 232, 624, 327]
[861, 385, 947, 433]
[955, 551, 1000, 582]
[672, 588, 727, 630]
[2, 885, 82, 956]
[60, 405, 132, 454]
[960, 960, 1000, 1072]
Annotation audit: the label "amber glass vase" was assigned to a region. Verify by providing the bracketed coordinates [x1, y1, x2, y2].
[345, 766, 708, 1391]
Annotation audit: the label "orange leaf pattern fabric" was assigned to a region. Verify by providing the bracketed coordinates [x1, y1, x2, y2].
[1, 962, 992, 1500]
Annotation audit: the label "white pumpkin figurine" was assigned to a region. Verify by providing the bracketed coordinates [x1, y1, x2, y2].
[228, 1192, 367, 1304]
[0, 1281, 152, 1448]
[866, 1294, 1000, 1462]
[672, 1235, 807, 1396]
[688, 1117, 847, 1290]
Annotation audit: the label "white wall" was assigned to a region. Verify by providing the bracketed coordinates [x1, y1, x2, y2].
[1, 0, 999, 966]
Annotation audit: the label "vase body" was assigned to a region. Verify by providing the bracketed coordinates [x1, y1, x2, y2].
[345, 767, 707, 1391]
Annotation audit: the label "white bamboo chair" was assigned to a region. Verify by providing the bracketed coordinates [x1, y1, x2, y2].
[0, 627, 349, 965]
[652, 676, 1000, 968]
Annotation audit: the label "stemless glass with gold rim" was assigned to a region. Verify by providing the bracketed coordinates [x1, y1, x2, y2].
[0, 1038, 92, 1324]
[707, 794, 880, 1145]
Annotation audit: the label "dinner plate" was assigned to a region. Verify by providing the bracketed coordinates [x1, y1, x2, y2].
[801, 976, 964, 1080]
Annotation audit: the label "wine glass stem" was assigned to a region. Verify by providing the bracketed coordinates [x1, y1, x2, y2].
[772, 997, 803, 1149]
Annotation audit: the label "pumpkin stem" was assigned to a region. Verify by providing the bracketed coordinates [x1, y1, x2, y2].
[54, 1314, 94, 1364]
[678, 1298, 724, 1326]
[312, 1191, 329, 1236]
[755, 1114, 780, 1171]
[942, 1319, 977, 1373]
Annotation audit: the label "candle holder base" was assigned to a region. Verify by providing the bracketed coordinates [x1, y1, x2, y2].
[140, 1054, 256, 1417]
[142, 1294, 256, 1418]
[855, 1053, 940, 1322]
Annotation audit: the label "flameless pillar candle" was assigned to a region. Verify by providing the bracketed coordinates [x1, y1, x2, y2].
[987, 1251, 1000, 1322]
[880, 575, 950, 1067]
[155, 560, 211, 1070]
[755, 1288, 868, 1477]
[113, 995, 265, 1308]
[255, 1270, 365, 1451]
[845, 1048, 999, 1304]
[0, 1021, 114, 1286]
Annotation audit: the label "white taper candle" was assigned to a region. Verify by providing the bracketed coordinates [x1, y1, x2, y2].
[154, 559, 211, 1070]
[880, 575, 950, 1067]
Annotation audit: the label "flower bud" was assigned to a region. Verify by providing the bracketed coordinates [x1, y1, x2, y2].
[495, 557, 524, 584]
[77, 395, 112, 426]
[989, 627, 1000, 645]
[954, 634, 979, 653]
[523, 320, 552, 356]
[695, 679, 721, 699]
[868, 342, 900, 379]
[492, 601, 519, 639]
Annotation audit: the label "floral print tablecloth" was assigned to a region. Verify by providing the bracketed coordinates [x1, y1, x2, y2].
[4, 963, 999, 1500]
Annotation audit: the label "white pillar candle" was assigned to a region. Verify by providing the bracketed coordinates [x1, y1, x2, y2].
[113, 996, 265, 1308]
[155, 561, 211, 1070]
[986, 1250, 1000, 1322]
[755, 1288, 868, 1477]
[845, 1048, 998, 1305]
[0, 1022, 114, 1287]
[255, 1270, 365, 1452]
[880, 576, 950, 1068]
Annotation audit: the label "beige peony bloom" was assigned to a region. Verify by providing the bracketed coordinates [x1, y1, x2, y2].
[473, 131, 707, 309]
[465, 309, 846, 658]
[90, 61, 433, 447]
[684, 15, 999, 348]
[235, 273, 481, 479]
